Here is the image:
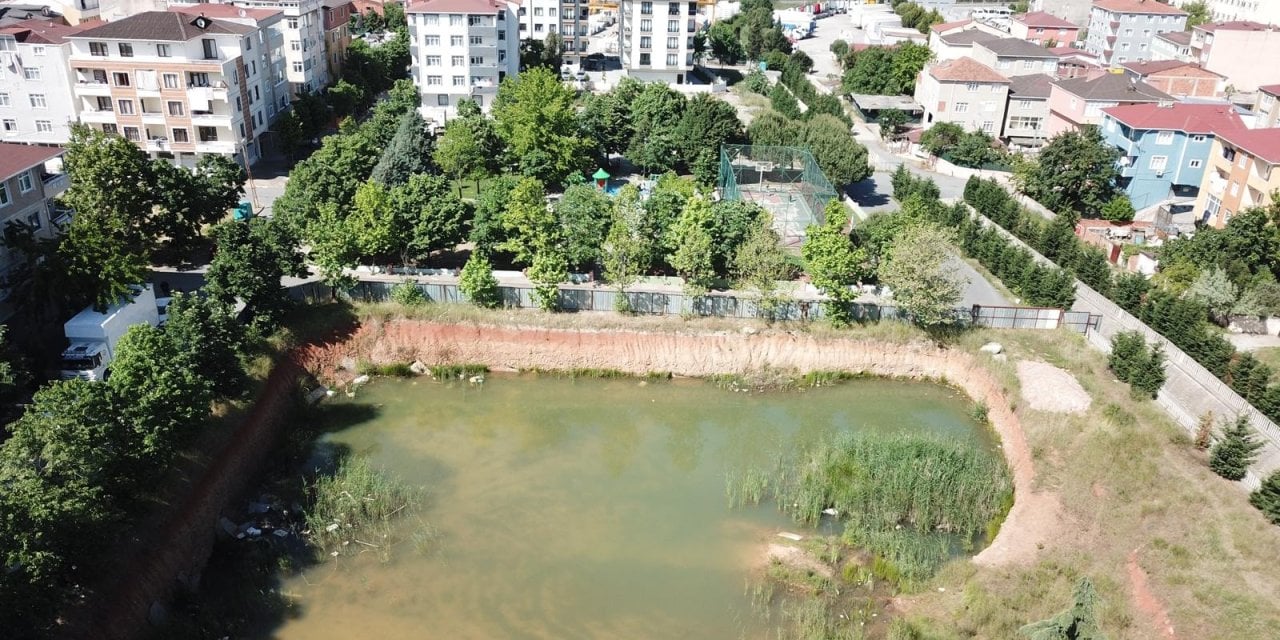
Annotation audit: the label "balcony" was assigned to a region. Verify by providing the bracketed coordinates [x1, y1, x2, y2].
[40, 173, 68, 195]
[141, 111, 166, 125]
[145, 138, 169, 153]
[1207, 173, 1228, 197]
[73, 81, 111, 96]
[195, 140, 237, 155]
[79, 110, 116, 124]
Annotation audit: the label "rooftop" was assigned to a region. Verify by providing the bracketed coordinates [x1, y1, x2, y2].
[976, 37, 1061, 58]
[927, 56, 1010, 83]
[1091, 0, 1187, 16]
[1012, 11, 1076, 28]
[1259, 84, 1280, 97]
[1155, 30, 1192, 45]
[1052, 72, 1173, 102]
[406, 0, 505, 13]
[0, 18, 83, 43]
[1216, 128, 1280, 164]
[930, 18, 973, 33]
[1008, 73, 1055, 99]
[74, 11, 255, 41]
[0, 143, 63, 182]
[938, 29, 1000, 46]
[1195, 20, 1275, 33]
[1120, 60, 1223, 77]
[168, 3, 283, 22]
[0, 3, 60, 28]
[1102, 102, 1244, 134]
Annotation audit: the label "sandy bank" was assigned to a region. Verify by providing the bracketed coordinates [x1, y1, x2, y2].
[299, 319, 1058, 567]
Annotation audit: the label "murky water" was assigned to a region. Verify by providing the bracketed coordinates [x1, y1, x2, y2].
[273, 376, 994, 639]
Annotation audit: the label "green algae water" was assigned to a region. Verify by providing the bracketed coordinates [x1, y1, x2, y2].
[272, 375, 998, 639]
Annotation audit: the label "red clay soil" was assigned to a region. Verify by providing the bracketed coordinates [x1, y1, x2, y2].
[1128, 548, 1178, 640]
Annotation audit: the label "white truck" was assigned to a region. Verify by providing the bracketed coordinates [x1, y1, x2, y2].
[59, 284, 171, 381]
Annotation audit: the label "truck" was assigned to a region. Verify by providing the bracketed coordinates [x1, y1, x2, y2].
[59, 284, 170, 381]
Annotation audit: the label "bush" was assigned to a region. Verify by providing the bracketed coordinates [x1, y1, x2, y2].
[459, 252, 501, 309]
[742, 69, 770, 94]
[1108, 331, 1166, 398]
[1250, 470, 1280, 525]
[389, 280, 426, 306]
[1209, 415, 1263, 481]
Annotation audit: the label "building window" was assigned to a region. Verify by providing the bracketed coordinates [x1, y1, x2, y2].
[447, 14, 462, 26]
[1191, 134, 1207, 143]
[426, 35, 440, 46]
[666, 53, 677, 66]
[96, 96, 112, 111]
[451, 35, 464, 46]
[292, 61, 303, 73]
[22, 67, 39, 80]
[470, 55, 484, 64]
[667, 19, 678, 32]
[427, 75, 442, 85]
[156, 43, 170, 57]
[639, 52, 651, 65]
[90, 42, 108, 56]
[452, 55, 464, 66]
[163, 73, 179, 89]
[198, 126, 218, 142]
[470, 35, 482, 45]
[1017, 99, 1034, 109]
[1188, 159, 1203, 168]
[202, 39, 218, 60]
[954, 102, 969, 113]
[168, 101, 184, 116]
[1205, 194, 1222, 219]
[0, 93, 8, 107]
[172, 128, 189, 143]
[29, 94, 46, 108]
[1149, 155, 1168, 172]
[966, 82, 979, 91]
[641, 1, 652, 14]
[102, 123, 117, 135]
[287, 18, 298, 29]
[437, 94, 450, 107]
[1022, 60, 1035, 69]
[640, 19, 652, 32]
[113, 72, 130, 86]
[425, 14, 439, 25]
[453, 75, 465, 86]
[0, 38, 15, 52]
[426, 55, 441, 66]
[18, 171, 32, 193]
[1, 119, 14, 135]
[981, 120, 995, 133]
[291, 40, 301, 51]
[123, 126, 140, 141]
[117, 99, 134, 115]
[0, 183, 8, 206]
[119, 42, 133, 57]
[1009, 116, 1042, 130]
[1229, 181, 1240, 196]
[640, 36, 651, 48]
[998, 60, 1011, 69]
[1156, 131, 1174, 145]
[25, 210, 40, 229]
[469, 15, 485, 25]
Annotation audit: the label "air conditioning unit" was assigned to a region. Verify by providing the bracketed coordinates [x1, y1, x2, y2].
[1155, 170, 1165, 177]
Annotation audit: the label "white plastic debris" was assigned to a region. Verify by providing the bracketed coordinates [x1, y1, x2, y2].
[821, 508, 839, 516]
[326, 523, 340, 532]
[776, 532, 803, 541]
[979, 342, 1003, 355]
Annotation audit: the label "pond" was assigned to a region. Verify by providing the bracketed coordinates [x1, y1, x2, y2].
[271, 375, 998, 639]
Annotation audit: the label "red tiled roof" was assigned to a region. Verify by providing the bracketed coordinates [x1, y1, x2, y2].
[927, 56, 1009, 83]
[1102, 102, 1243, 134]
[1092, 0, 1187, 15]
[930, 19, 972, 33]
[168, 3, 283, 22]
[1156, 30, 1192, 44]
[0, 19, 84, 44]
[1259, 84, 1280, 97]
[1120, 60, 1223, 78]
[406, 0, 502, 13]
[1012, 11, 1076, 28]
[0, 143, 63, 182]
[1196, 20, 1274, 32]
[1216, 128, 1280, 164]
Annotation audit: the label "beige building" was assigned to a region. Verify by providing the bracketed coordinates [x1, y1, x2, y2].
[916, 56, 1011, 135]
[971, 38, 1060, 78]
[1004, 73, 1053, 150]
[1254, 85, 1280, 129]
[1193, 128, 1280, 228]
[0, 143, 68, 313]
[1189, 21, 1280, 92]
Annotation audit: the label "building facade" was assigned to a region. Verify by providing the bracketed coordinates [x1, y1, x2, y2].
[915, 56, 1011, 134]
[619, 0, 705, 83]
[1084, 0, 1187, 65]
[1120, 60, 1225, 98]
[0, 19, 83, 144]
[1003, 73, 1053, 149]
[1169, 0, 1280, 25]
[1193, 128, 1280, 227]
[68, 11, 276, 165]
[1189, 21, 1280, 92]
[322, 0, 353, 78]
[927, 19, 1003, 61]
[1030, 0, 1093, 27]
[971, 37, 1059, 77]
[1150, 29, 1192, 61]
[407, 0, 519, 122]
[1045, 71, 1172, 135]
[1101, 102, 1244, 210]
[1254, 85, 1280, 128]
[0, 143, 67, 310]
[219, 0, 333, 95]
[1009, 11, 1079, 46]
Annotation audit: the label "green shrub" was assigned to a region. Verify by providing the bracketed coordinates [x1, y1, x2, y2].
[459, 252, 501, 309]
[1108, 331, 1165, 398]
[1249, 470, 1280, 525]
[429, 364, 489, 379]
[742, 69, 770, 94]
[1209, 415, 1263, 481]
[389, 280, 426, 306]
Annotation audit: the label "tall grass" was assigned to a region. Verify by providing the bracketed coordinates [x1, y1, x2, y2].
[305, 458, 419, 561]
[428, 364, 489, 379]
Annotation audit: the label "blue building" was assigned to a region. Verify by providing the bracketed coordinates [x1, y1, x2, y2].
[1100, 102, 1244, 211]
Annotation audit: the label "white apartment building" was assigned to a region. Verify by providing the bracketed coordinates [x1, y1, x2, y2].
[40, 0, 166, 25]
[517, 0, 560, 40]
[407, 0, 520, 123]
[214, 0, 333, 95]
[620, 0, 706, 83]
[68, 11, 278, 165]
[1085, 0, 1187, 66]
[0, 19, 83, 144]
[1170, 0, 1280, 25]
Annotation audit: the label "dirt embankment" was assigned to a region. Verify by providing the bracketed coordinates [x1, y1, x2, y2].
[300, 319, 1057, 566]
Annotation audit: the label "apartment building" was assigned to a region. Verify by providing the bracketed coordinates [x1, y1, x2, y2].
[1009, 11, 1079, 46]
[1084, 0, 1187, 65]
[68, 11, 277, 165]
[169, 3, 290, 124]
[217, 0, 333, 95]
[406, 0, 519, 122]
[1150, 29, 1192, 61]
[1169, 0, 1280, 25]
[322, 0, 353, 78]
[915, 56, 1011, 135]
[927, 19, 1003, 61]
[1119, 59, 1224, 98]
[40, 0, 164, 26]
[971, 38, 1060, 78]
[516, 0, 560, 41]
[1254, 85, 1280, 128]
[1004, 73, 1052, 150]
[1101, 102, 1244, 210]
[1029, 0, 1093, 27]
[561, 0, 588, 63]
[0, 19, 83, 144]
[619, 0, 706, 83]
[1193, 128, 1280, 227]
[1052, 46, 1103, 79]
[1189, 21, 1280, 92]
[1045, 70, 1172, 135]
[0, 143, 67, 311]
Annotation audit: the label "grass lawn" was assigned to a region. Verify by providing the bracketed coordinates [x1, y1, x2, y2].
[1252, 346, 1280, 372]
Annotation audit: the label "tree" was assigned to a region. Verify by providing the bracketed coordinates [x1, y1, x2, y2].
[434, 112, 501, 195]
[371, 111, 436, 186]
[1018, 578, 1107, 640]
[919, 122, 965, 157]
[541, 32, 564, 70]
[878, 108, 908, 139]
[768, 82, 802, 119]
[470, 175, 519, 254]
[1183, 1, 1210, 29]
[1209, 415, 1263, 481]
[879, 224, 966, 327]
[1072, 247, 1113, 296]
[1015, 128, 1120, 217]
[627, 82, 688, 173]
[160, 292, 246, 397]
[205, 218, 307, 330]
[733, 216, 792, 318]
[108, 324, 215, 462]
[802, 200, 870, 325]
[889, 42, 934, 93]
[1249, 469, 1280, 525]
[1108, 331, 1147, 384]
[395, 174, 471, 261]
[326, 79, 365, 118]
[668, 195, 718, 294]
[272, 127, 380, 234]
[528, 249, 567, 311]
[1100, 195, 1135, 223]
[500, 177, 556, 266]
[579, 77, 641, 159]
[1185, 265, 1239, 325]
[830, 39, 849, 59]
[948, 131, 1001, 168]
[788, 50, 814, 74]
[803, 114, 872, 188]
[707, 20, 745, 64]
[275, 111, 306, 161]
[554, 184, 612, 269]
[675, 94, 745, 184]
[747, 109, 802, 147]
[1112, 272, 1151, 313]
[147, 155, 245, 261]
[346, 179, 399, 260]
[601, 185, 651, 311]
[493, 67, 591, 184]
[459, 251, 501, 308]
[842, 46, 896, 94]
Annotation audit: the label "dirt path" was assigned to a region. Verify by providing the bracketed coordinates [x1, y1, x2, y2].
[1128, 548, 1178, 640]
[301, 319, 1059, 569]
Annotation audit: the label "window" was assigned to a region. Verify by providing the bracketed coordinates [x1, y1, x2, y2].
[21, 66, 40, 81]
[469, 15, 485, 25]
[95, 96, 112, 111]
[427, 75, 442, 85]
[198, 126, 218, 142]
[1156, 130, 1174, 145]
[0, 93, 7, 107]
[113, 72, 130, 86]
[534, 7, 543, 15]
[1009, 116, 1042, 130]
[202, 39, 218, 60]
[1191, 134, 1207, 143]
[25, 210, 39, 229]
[1022, 60, 1035, 69]
[640, 36, 651, 48]
[666, 53, 678, 66]
[1, 119, 14, 134]
[470, 35, 483, 45]
[998, 60, 1011, 69]
[90, 42, 108, 56]
[29, 94, 46, 108]
[291, 40, 301, 51]
[167, 101, 184, 116]
[639, 52, 651, 65]
[292, 61, 303, 73]
[451, 35, 464, 46]
[1188, 159, 1203, 169]
[1017, 99, 1034, 109]
[453, 75, 465, 86]
[437, 94, 449, 106]
[287, 18, 298, 29]
[0, 183, 7, 205]
[1149, 155, 1168, 172]
[426, 55, 441, 66]
[667, 19, 678, 32]
[669, 1, 679, 14]
[172, 128, 188, 143]
[966, 82, 979, 91]
[1229, 181, 1240, 196]
[1120, 42, 1130, 50]
[667, 36, 678, 49]
[189, 72, 209, 87]
[156, 43, 171, 58]
[1124, 28, 1133, 36]
[0, 38, 14, 52]
[117, 99, 134, 114]
[450, 14, 463, 26]
[640, 19, 652, 32]
[981, 121, 995, 133]
[123, 126, 140, 141]
[641, 1, 652, 14]
[470, 55, 484, 64]
[18, 171, 32, 192]
[982, 101, 996, 112]
[954, 102, 969, 113]
[102, 123, 117, 135]
[425, 35, 440, 46]
[119, 43, 133, 57]
[163, 73, 179, 89]
[452, 55, 464, 66]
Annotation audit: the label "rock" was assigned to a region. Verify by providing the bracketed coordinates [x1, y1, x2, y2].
[776, 532, 804, 541]
[273, 529, 289, 538]
[351, 374, 371, 386]
[468, 375, 485, 385]
[306, 386, 329, 405]
[979, 342, 1003, 355]
[409, 360, 429, 375]
[245, 526, 262, 537]
[741, 326, 758, 335]
[821, 508, 839, 516]
[326, 523, 340, 533]
[339, 357, 357, 371]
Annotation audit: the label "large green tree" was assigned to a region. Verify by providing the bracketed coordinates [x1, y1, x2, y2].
[554, 184, 612, 269]
[675, 94, 745, 185]
[499, 177, 557, 266]
[626, 82, 688, 173]
[579, 77, 642, 159]
[601, 185, 652, 310]
[493, 67, 591, 184]
[395, 174, 471, 262]
[204, 218, 307, 330]
[733, 215, 792, 318]
[1015, 127, 1120, 217]
[878, 224, 966, 327]
[434, 110, 502, 195]
[668, 195, 718, 294]
[803, 114, 872, 187]
[371, 111, 436, 186]
[802, 200, 869, 325]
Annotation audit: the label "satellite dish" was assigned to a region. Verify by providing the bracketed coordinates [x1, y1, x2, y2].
[195, 16, 209, 29]
[238, 8, 246, 17]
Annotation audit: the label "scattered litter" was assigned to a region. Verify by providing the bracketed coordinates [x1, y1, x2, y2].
[979, 342, 1003, 355]
[777, 532, 803, 541]
[325, 389, 336, 397]
[938, 587, 946, 592]
[330, 551, 340, 557]
[273, 529, 289, 538]
[468, 375, 485, 385]
[409, 361, 429, 375]
[306, 386, 329, 405]
[821, 508, 839, 516]
[245, 526, 261, 537]
[351, 374, 371, 386]
[325, 523, 340, 532]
